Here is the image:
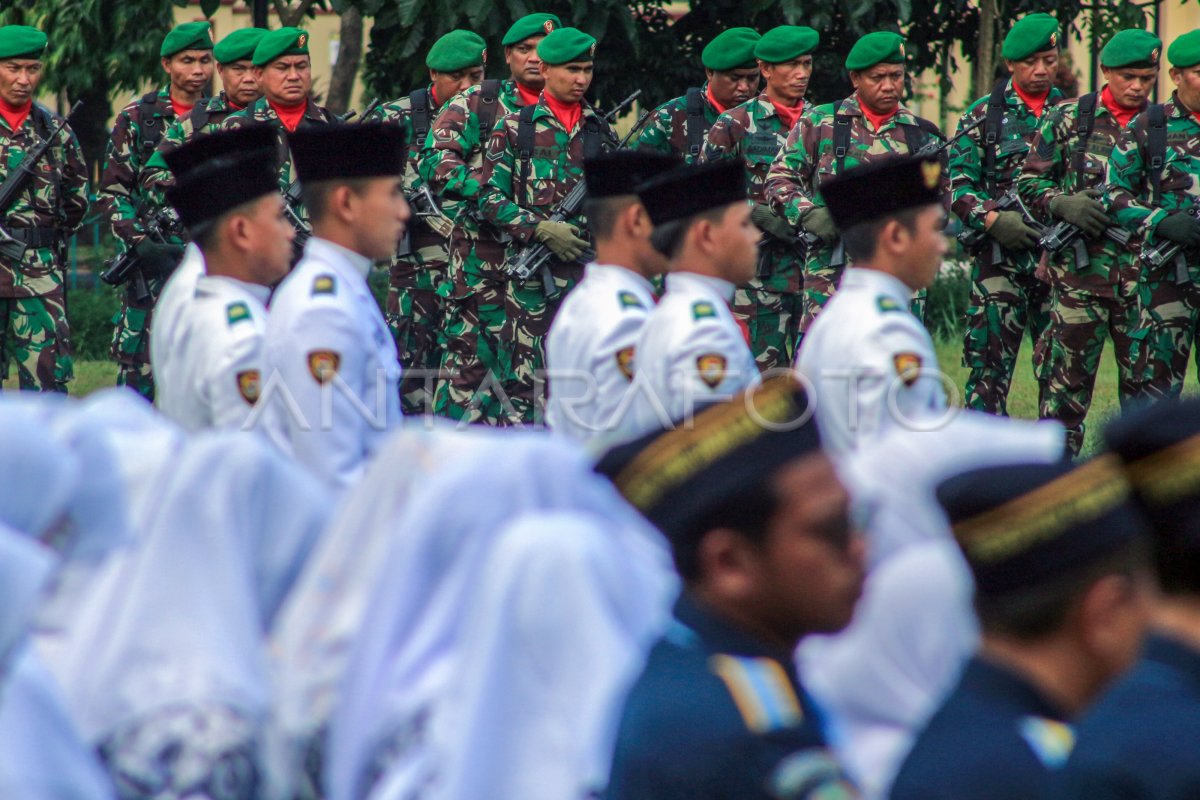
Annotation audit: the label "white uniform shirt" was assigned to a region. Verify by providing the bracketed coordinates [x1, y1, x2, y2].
[630, 271, 758, 432]
[153, 265, 270, 433]
[796, 268, 944, 460]
[545, 263, 655, 444]
[261, 237, 402, 491]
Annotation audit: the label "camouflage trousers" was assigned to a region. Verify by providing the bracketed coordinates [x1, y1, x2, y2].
[1135, 273, 1200, 401]
[386, 234, 450, 417]
[502, 261, 585, 425]
[732, 286, 802, 372]
[1035, 280, 1145, 456]
[0, 292, 72, 392]
[962, 256, 1052, 415]
[111, 274, 167, 401]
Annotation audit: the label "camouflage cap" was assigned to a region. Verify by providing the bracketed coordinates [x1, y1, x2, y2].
[1168, 30, 1200, 68]
[537, 27, 596, 66]
[0, 25, 47, 61]
[214, 27, 267, 65]
[502, 13, 562, 46]
[1001, 13, 1059, 61]
[701, 27, 762, 71]
[426, 29, 487, 72]
[253, 27, 309, 67]
[754, 25, 819, 64]
[845, 31, 906, 72]
[1100, 29, 1161, 69]
[160, 21, 213, 59]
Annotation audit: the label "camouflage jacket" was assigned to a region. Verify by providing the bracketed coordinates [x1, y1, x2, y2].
[97, 87, 181, 251]
[0, 105, 89, 298]
[699, 93, 794, 203]
[218, 96, 337, 194]
[478, 97, 616, 246]
[1017, 93, 1137, 294]
[418, 79, 529, 230]
[1106, 92, 1200, 246]
[949, 79, 1064, 233]
[366, 85, 443, 197]
[635, 83, 721, 161]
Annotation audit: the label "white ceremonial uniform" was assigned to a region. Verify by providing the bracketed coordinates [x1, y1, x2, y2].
[631, 271, 758, 432]
[153, 267, 270, 433]
[546, 263, 656, 444]
[261, 237, 402, 491]
[148, 243, 204, 368]
[796, 268, 944, 460]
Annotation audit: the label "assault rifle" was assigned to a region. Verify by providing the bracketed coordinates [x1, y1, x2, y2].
[99, 206, 183, 303]
[956, 190, 1048, 265]
[1037, 185, 1133, 272]
[1139, 205, 1199, 286]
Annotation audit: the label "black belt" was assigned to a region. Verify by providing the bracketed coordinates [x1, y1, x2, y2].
[8, 228, 58, 248]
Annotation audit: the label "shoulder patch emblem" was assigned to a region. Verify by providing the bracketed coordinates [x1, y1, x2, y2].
[615, 346, 635, 381]
[692, 301, 717, 320]
[312, 274, 336, 295]
[876, 295, 904, 313]
[226, 301, 251, 326]
[236, 370, 261, 405]
[696, 353, 728, 388]
[893, 352, 923, 386]
[617, 290, 645, 310]
[1018, 716, 1075, 769]
[708, 653, 803, 734]
[307, 350, 341, 384]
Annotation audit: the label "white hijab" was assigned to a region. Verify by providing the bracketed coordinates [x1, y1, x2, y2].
[0, 400, 77, 540]
[0, 523, 54, 684]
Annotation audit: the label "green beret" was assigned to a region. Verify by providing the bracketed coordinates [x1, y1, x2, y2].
[0, 26, 47, 61]
[253, 27, 309, 67]
[426, 29, 487, 72]
[701, 27, 762, 71]
[845, 31, 906, 71]
[502, 13, 562, 46]
[1168, 30, 1200, 68]
[1101, 29, 1162, 69]
[1002, 13, 1059, 61]
[537, 27, 596, 66]
[160, 21, 213, 59]
[754, 25, 819, 64]
[214, 28, 267, 64]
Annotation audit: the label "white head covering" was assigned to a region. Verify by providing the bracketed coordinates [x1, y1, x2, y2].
[426, 510, 676, 800]
[326, 433, 674, 800]
[0, 523, 55, 684]
[0, 401, 77, 540]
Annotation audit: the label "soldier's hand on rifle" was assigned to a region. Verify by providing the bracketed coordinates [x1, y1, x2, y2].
[134, 238, 185, 275]
[1048, 189, 1110, 238]
[799, 206, 837, 245]
[1154, 212, 1200, 249]
[986, 210, 1040, 251]
[750, 203, 794, 241]
[535, 221, 588, 261]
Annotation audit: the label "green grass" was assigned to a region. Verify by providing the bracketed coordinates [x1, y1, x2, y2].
[2, 360, 118, 396]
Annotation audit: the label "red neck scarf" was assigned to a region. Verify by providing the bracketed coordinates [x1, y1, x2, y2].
[705, 83, 730, 115]
[269, 98, 308, 132]
[228, 99, 245, 112]
[1100, 85, 1141, 129]
[770, 96, 803, 130]
[859, 98, 897, 132]
[170, 97, 194, 119]
[542, 92, 582, 131]
[429, 84, 441, 110]
[515, 81, 541, 107]
[0, 97, 31, 133]
[1013, 81, 1050, 118]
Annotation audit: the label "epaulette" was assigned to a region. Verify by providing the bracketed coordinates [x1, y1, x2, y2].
[708, 654, 804, 734]
[312, 274, 336, 296]
[226, 301, 251, 326]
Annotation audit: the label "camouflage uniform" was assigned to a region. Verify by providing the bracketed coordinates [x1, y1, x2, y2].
[950, 79, 1063, 415]
[1017, 94, 1145, 454]
[366, 87, 454, 415]
[418, 80, 529, 424]
[764, 93, 944, 334]
[218, 96, 337, 197]
[0, 104, 89, 391]
[635, 82, 722, 161]
[1106, 91, 1200, 400]
[97, 87, 185, 398]
[478, 97, 616, 424]
[699, 93, 803, 371]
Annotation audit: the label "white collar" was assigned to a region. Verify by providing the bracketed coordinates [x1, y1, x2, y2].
[664, 270, 735, 302]
[307, 237, 373, 280]
[197, 274, 272, 306]
[841, 267, 914, 304]
[585, 262, 656, 294]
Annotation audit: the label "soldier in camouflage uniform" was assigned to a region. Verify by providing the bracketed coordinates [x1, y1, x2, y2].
[97, 21, 213, 399]
[635, 27, 761, 162]
[478, 27, 617, 424]
[949, 13, 1064, 415]
[1017, 29, 1161, 455]
[764, 31, 945, 337]
[418, 12, 560, 424]
[699, 25, 818, 371]
[0, 26, 89, 392]
[1106, 30, 1200, 400]
[366, 29, 485, 415]
[139, 27, 267, 214]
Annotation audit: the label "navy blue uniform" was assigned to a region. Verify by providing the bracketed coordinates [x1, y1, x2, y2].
[888, 656, 1074, 800]
[1056, 634, 1200, 799]
[606, 593, 857, 800]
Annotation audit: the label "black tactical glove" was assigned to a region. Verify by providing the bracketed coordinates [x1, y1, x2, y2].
[1048, 189, 1111, 238]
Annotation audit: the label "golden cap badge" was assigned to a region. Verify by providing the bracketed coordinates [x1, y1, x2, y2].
[1152, 47, 1160, 62]
[921, 160, 942, 190]
[297, 32, 308, 48]
[543, 19, 555, 34]
[589, 42, 597, 57]
[1048, 33, 1057, 48]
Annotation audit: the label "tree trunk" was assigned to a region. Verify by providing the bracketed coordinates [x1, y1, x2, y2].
[326, 6, 363, 115]
[974, 0, 998, 99]
[273, 0, 318, 28]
